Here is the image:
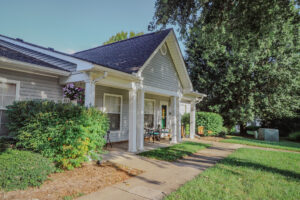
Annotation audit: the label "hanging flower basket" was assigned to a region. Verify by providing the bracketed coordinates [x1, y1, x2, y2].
[63, 83, 84, 105]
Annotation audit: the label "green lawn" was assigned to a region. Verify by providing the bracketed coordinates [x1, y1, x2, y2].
[221, 136, 300, 152]
[138, 141, 210, 161]
[165, 148, 300, 200]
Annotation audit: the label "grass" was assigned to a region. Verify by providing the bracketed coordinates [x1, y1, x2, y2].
[0, 149, 55, 191]
[62, 192, 85, 200]
[221, 136, 300, 152]
[165, 148, 300, 200]
[138, 141, 210, 161]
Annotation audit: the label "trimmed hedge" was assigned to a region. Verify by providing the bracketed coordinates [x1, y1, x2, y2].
[6, 100, 109, 170]
[0, 149, 55, 191]
[288, 131, 300, 142]
[181, 113, 190, 126]
[196, 112, 224, 136]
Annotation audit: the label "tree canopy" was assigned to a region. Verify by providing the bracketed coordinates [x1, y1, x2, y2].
[103, 31, 143, 45]
[151, 0, 300, 132]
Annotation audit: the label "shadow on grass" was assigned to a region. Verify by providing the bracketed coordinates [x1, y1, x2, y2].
[139, 148, 193, 162]
[221, 157, 300, 180]
[138, 142, 210, 162]
[225, 136, 300, 150]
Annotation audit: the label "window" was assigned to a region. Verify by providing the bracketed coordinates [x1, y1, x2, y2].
[144, 99, 155, 128]
[0, 80, 19, 135]
[160, 44, 167, 55]
[104, 94, 122, 131]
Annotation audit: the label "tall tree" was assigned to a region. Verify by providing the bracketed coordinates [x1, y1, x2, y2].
[150, 0, 300, 133]
[103, 31, 143, 45]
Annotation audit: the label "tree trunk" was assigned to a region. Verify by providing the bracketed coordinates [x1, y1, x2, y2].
[240, 124, 247, 136]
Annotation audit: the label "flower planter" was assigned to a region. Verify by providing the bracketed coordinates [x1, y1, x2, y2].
[71, 99, 77, 105]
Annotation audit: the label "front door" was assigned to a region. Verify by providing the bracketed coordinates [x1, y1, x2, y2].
[161, 105, 167, 129]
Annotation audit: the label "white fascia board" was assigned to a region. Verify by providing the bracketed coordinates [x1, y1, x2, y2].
[90, 64, 141, 81]
[183, 90, 207, 98]
[97, 78, 133, 89]
[0, 57, 70, 77]
[59, 72, 89, 84]
[167, 32, 193, 90]
[60, 70, 136, 90]
[0, 36, 93, 71]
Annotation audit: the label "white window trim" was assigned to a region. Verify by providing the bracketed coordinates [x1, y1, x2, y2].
[103, 93, 123, 133]
[144, 98, 156, 128]
[0, 78, 20, 110]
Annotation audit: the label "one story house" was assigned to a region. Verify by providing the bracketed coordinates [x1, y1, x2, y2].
[0, 29, 206, 152]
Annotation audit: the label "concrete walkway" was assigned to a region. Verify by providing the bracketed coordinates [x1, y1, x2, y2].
[77, 140, 241, 200]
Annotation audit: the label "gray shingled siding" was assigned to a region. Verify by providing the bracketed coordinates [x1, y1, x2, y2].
[0, 68, 63, 101]
[0, 40, 77, 72]
[95, 85, 129, 142]
[142, 46, 181, 92]
[0, 68, 64, 136]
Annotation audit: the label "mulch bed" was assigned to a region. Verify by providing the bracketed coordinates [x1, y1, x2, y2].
[0, 161, 143, 200]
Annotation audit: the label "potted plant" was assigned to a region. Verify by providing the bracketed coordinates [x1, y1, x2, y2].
[63, 83, 84, 105]
[185, 124, 190, 138]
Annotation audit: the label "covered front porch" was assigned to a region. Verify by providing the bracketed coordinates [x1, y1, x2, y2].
[63, 67, 203, 153]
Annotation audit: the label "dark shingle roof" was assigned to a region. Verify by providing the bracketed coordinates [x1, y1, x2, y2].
[0, 45, 69, 71]
[73, 29, 172, 73]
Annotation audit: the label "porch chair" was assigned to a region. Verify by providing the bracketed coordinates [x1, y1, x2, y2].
[151, 125, 161, 143]
[105, 131, 112, 148]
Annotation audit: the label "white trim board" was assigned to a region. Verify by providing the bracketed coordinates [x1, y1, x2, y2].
[0, 77, 20, 110]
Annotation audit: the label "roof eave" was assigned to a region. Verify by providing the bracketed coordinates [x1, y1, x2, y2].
[79, 64, 142, 81]
[0, 56, 70, 76]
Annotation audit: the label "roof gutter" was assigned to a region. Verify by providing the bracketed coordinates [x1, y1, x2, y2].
[0, 56, 70, 76]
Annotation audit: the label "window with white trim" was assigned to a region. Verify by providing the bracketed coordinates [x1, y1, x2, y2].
[0, 80, 19, 135]
[104, 94, 122, 131]
[144, 99, 155, 128]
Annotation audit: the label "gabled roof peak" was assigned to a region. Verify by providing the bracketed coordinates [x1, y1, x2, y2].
[75, 28, 173, 55]
[73, 29, 173, 73]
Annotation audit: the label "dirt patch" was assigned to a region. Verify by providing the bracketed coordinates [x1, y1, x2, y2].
[198, 136, 225, 142]
[1, 162, 143, 200]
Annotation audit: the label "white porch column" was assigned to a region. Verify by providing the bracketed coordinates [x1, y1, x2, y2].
[128, 86, 137, 152]
[84, 80, 95, 107]
[171, 96, 177, 144]
[136, 89, 144, 151]
[177, 98, 182, 142]
[190, 100, 196, 139]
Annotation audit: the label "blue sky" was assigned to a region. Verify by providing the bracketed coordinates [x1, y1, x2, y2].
[0, 0, 184, 54]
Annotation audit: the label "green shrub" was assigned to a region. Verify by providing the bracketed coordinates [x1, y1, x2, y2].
[288, 131, 300, 142]
[246, 125, 260, 131]
[196, 112, 223, 136]
[6, 100, 109, 170]
[0, 149, 55, 191]
[181, 113, 190, 126]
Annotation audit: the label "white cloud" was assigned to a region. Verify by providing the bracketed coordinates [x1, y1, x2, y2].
[64, 49, 77, 54]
